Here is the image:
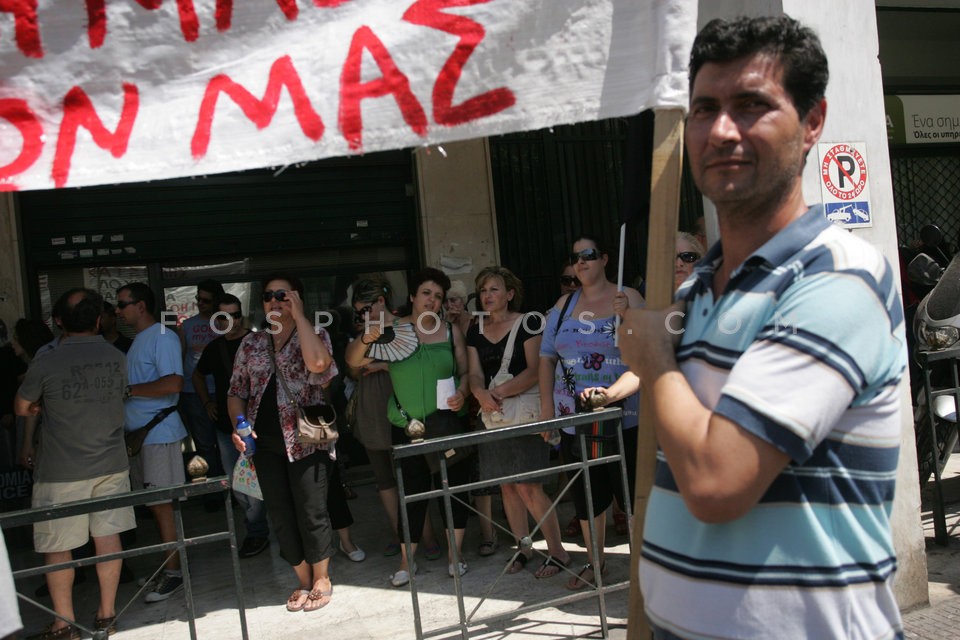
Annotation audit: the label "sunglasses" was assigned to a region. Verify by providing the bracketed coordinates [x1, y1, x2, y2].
[569, 248, 601, 265]
[560, 275, 581, 288]
[216, 311, 243, 320]
[352, 304, 373, 324]
[196, 295, 214, 304]
[261, 290, 288, 303]
[116, 299, 136, 309]
[677, 251, 701, 264]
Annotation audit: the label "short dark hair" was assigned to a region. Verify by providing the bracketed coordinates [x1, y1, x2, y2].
[409, 268, 451, 297]
[118, 282, 157, 316]
[689, 15, 829, 118]
[260, 272, 305, 298]
[197, 279, 224, 297]
[14, 318, 54, 358]
[475, 266, 525, 311]
[352, 278, 392, 308]
[59, 288, 103, 333]
[218, 293, 242, 311]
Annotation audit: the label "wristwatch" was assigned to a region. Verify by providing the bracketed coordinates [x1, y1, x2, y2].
[124, 385, 133, 400]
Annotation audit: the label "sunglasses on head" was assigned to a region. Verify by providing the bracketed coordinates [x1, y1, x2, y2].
[115, 299, 136, 309]
[677, 251, 701, 264]
[261, 290, 288, 303]
[569, 248, 601, 265]
[560, 275, 581, 288]
[352, 304, 373, 324]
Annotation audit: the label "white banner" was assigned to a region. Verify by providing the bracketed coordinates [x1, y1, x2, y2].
[0, 0, 695, 191]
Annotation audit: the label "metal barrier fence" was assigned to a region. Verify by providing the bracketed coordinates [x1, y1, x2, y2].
[0, 477, 247, 640]
[393, 407, 630, 640]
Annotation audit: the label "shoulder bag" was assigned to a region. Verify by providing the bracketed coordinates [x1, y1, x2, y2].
[125, 405, 178, 457]
[268, 332, 339, 447]
[480, 314, 540, 429]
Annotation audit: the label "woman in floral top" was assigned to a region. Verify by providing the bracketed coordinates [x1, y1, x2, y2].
[228, 273, 338, 613]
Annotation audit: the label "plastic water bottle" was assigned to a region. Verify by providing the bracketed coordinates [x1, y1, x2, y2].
[236, 415, 256, 458]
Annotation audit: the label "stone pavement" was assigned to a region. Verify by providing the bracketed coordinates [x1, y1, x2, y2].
[9, 454, 960, 639]
[902, 455, 960, 639]
[7, 462, 633, 640]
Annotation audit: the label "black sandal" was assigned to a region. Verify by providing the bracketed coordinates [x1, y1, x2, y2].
[535, 554, 570, 579]
[507, 552, 529, 574]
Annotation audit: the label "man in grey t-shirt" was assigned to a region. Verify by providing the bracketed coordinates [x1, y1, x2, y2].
[16, 288, 135, 639]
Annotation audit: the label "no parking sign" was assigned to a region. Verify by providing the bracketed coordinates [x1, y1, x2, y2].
[817, 142, 872, 228]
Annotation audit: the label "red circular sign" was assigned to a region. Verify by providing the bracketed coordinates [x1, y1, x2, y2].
[821, 144, 867, 201]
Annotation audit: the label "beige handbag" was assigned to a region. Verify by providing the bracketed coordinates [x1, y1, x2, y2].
[481, 314, 540, 429]
[268, 334, 339, 446]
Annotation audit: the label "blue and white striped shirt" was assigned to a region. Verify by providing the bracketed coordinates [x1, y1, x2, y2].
[641, 206, 906, 639]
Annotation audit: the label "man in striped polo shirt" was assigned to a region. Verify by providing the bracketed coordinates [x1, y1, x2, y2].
[620, 16, 906, 639]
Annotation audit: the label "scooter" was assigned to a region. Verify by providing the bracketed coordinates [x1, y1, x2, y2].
[911, 251, 960, 485]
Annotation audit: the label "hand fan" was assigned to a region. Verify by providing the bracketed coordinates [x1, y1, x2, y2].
[365, 323, 419, 362]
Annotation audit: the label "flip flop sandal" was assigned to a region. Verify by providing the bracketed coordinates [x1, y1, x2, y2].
[506, 553, 530, 575]
[565, 562, 606, 591]
[286, 588, 309, 612]
[535, 554, 570, 579]
[423, 542, 443, 560]
[303, 585, 333, 612]
[478, 536, 499, 557]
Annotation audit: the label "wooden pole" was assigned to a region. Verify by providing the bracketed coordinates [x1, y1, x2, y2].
[626, 107, 685, 639]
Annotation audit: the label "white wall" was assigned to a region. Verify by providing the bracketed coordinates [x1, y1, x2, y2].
[699, 0, 929, 611]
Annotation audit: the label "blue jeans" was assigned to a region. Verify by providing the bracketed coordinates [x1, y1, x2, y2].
[217, 429, 269, 539]
[179, 393, 224, 477]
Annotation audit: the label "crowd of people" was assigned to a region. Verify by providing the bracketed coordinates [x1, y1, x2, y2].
[0, 14, 909, 640]
[1, 249, 654, 636]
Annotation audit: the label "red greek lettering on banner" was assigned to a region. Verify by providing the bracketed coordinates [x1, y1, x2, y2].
[0, 99, 43, 191]
[0, 0, 43, 58]
[403, 0, 515, 126]
[339, 25, 428, 151]
[51, 83, 139, 188]
[191, 55, 325, 159]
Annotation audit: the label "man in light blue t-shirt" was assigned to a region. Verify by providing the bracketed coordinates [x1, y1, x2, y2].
[619, 16, 905, 640]
[117, 282, 189, 605]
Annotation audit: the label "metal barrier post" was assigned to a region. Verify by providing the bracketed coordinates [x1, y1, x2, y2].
[0, 478, 247, 640]
[392, 408, 627, 639]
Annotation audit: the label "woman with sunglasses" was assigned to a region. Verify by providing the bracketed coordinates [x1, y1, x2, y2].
[346, 278, 443, 561]
[674, 231, 705, 291]
[346, 268, 473, 587]
[539, 237, 644, 590]
[228, 273, 338, 613]
[559, 264, 580, 296]
[467, 266, 571, 577]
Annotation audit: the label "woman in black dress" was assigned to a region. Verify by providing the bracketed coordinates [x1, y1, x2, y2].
[466, 267, 570, 577]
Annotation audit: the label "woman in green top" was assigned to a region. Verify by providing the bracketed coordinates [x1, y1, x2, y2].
[346, 268, 473, 588]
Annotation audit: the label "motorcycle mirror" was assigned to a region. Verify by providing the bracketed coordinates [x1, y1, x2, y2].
[908, 253, 944, 287]
[933, 395, 958, 423]
[920, 223, 944, 247]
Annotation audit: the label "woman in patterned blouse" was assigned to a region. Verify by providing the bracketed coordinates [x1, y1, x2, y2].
[228, 273, 338, 613]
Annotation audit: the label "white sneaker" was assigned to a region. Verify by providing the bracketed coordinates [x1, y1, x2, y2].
[448, 561, 468, 578]
[340, 542, 366, 563]
[390, 564, 416, 587]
